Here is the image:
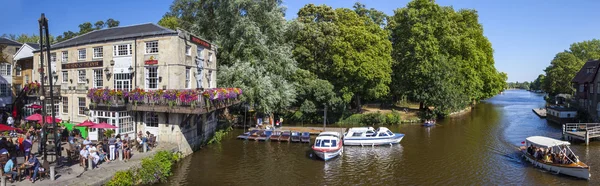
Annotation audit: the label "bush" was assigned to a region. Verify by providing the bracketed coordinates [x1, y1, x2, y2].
[338, 111, 403, 126]
[106, 170, 134, 186]
[208, 126, 233, 144]
[107, 150, 179, 185]
[337, 114, 365, 126]
[362, 112, 385, 125]
[383, 111, 402, 125]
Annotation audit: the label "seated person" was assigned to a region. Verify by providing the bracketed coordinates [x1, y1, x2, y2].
[79, 147, 89, 167]
[24, 154, 40, 183]
[3, 157, 16, 182]
[97, 145, 110, 164]
[123, 141, 131, 161]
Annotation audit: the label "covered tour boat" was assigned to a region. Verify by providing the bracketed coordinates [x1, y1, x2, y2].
[312, 132, 343, 161]
[343, 127, 404, 146]
[521, 136, 590, 180]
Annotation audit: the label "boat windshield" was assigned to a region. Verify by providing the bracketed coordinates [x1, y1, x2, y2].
[315, 139, 337, 147]
[387, 131, 394, 136]
[378, 132, 389, 137]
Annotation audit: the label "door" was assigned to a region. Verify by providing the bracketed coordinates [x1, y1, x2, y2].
[144, 112, 159, 139]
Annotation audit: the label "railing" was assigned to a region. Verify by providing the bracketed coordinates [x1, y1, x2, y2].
[564, 123, 600, 132]
[587, 126, 600, 137]
[27, 85, 61, 97]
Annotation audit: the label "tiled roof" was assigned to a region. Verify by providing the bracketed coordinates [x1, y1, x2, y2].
[572, 60, 600, 84]
[0, 37, 21, 46]
[26, 43, 40, 50]
[49, 23, 177, 50]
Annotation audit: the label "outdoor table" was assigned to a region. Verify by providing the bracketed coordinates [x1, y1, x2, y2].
[17, 164, 33, 181]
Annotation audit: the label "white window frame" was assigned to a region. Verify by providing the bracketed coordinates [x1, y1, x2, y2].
[24, 75, 29, 83]
[78, 97, 86, 116]
[145, 66, 158, 90]
[113, 44, 132, 57]
[50, 53, 57, 63]
[78, 49, 86, 60]
[0, 84, 8, 97]
[93, 69, 103, 88]
[186, 45, 191, 56]
[62, 96, 68, 114]
[197, 46, 204, 60]
[62, 51, 68, 62]
[145, 41, 159, 54]
[46, 99, 60, 117]
[185, 67, 191, 89]
[62, 71, 68, 83]
[6, 64, 10, 76]
[15, 65, 21, 76]
[78, 70, 86, 83]
[145, 112, 159, 127]
[0, 64, 8, 76]
[114, 73, 132, 91]
[93, 47, 103, 59]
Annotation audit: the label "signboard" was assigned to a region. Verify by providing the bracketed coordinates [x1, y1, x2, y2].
[61, 61, 103, 69]
[145, 56, 158, 65]
[191, 35, 211, 49]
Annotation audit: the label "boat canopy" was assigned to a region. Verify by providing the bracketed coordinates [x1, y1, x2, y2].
[347, 127, 375, 133]
[318, 132, 341, 138]
[526, 136, 570, 148]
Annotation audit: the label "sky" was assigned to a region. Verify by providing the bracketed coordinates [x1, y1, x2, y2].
[2, 0, 600, 82]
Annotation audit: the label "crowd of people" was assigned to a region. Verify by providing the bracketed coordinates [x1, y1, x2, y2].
[526, 145, 579, 165]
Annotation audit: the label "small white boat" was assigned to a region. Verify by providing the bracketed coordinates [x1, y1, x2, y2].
[521, 136, 590, 180]
[343, 127, 404, 146]
[312, 132, 343, 161]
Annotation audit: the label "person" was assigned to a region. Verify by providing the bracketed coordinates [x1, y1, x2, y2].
[25, 154, 40, 183]
[83, 137, 91, 148]
[108, 134, 116, 161]
[6, 116, 13, 126]
[97, 145, 110, 164]
[4, 157, 16, 182]
[79, 147, 89, 168]
[89, 145, 100, 168]
[123, 140, 130, 161]
[22, 136, 32, 162]
[123, 134, 130, 143]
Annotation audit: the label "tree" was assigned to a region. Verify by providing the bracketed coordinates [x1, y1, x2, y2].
[78, 22, 94, 35]
[568, 39, 600, 62]
[543, 52, 583, 94]
[106, 18, 120, 28]
[56, 31, 77, 43]
[170, 0, 297, 114]
[94, 21, 105, 30]
[158, 15, 179, 30]
[530, 74, 545, 91]
[0, 44, 7, 62]
[352, 2, 388, 27]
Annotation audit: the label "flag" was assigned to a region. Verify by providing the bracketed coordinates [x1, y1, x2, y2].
[521, 141, 525, 144]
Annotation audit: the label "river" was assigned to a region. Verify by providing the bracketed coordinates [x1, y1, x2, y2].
[163, 90, 597, 185]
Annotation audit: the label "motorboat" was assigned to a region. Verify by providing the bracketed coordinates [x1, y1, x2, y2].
[312, 132, 343, 161]
[291, 131, 301, 142]
[269, 131, 282, 141]
[236, 129, 259, 140]
[247, 130, 263, 140]
[280, 131, 291, 142]
[301, 132, 311, 143]
[343, 127, 405, 146]
[422, 121, 435, 127]
[520, 136, 590, 180]
[257, 130, 273, 141]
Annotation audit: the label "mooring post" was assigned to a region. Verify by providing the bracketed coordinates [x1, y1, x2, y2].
[562, 124, 565, 139]
[586, 130, 589, 145]
[119, 148, 123, 161]
[50, 165, 55, 180]
[88, 156, 93, 170]
[1, 176, 5, 186]
[143, 143, 147, 153]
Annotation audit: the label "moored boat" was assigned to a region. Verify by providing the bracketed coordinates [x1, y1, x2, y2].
[257, 130, 273, 141]
[312, 132, 343, 161]
[301, 132, 311, 143]
[280, 131, 291, 142]
[237, 129, 259, 140]
[520, 136, 590, 180]
[343, 127, 404, 146]
[247, 130, 263, 140]
[291, 131, 301, 142]
[422, 121, 435, 127]
[270, 131, 282, 141]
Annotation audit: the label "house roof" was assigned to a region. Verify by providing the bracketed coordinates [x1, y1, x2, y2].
[26, 43, 40, 50]
[571, 60, 600, 84]
[44, 23, 177, 51]
[0, 37, 22, 46]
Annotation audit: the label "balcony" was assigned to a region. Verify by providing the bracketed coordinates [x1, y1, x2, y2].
[26, 85, 61, 97]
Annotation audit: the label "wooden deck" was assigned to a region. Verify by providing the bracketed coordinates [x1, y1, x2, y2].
[532, 108, 546, 118]
[247, 126, 347, 135]
[563, 123, 600, 145]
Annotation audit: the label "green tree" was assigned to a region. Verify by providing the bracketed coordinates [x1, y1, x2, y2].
[78, 22, 94, 35]
[543, 52, 583, 94]
[531, 74, 545, 91]
[0, 44, 7, 62]
[106, 18, 120, 28]
[352, 2, 388, 27]
[158, 15, 179, 30]
[568, 39, 600, 62]
[94, 21, 105, 30]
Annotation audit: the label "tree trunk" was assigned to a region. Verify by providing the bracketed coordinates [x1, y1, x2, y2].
[419, 102, 424, 110]
[355, 94, 362, 113]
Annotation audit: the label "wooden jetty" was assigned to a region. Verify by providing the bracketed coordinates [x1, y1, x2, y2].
[562, 123, 600, 145]
[247, 126, 347, 136]
[532, 108, 547, 118]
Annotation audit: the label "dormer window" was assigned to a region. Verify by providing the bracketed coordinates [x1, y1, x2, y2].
[588, 67, 595, 73]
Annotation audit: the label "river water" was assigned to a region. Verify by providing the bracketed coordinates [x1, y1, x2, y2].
[164, 90, 598, 185]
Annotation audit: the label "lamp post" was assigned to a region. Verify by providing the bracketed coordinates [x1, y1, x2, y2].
[323, 103, 327, 131]
[243, 103, 248, 132]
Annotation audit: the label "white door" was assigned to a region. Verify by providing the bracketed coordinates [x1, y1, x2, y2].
[144, 112, 159, 139]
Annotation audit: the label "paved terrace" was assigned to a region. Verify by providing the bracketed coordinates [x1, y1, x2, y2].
[9, 141, 177, 186]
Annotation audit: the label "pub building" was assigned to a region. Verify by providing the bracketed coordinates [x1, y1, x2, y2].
[31, 23, 221, 154]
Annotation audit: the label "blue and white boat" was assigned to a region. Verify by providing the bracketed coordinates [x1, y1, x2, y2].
[343, 127, 404, 146]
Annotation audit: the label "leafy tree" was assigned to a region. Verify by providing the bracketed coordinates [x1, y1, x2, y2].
[568, 39, 600, 62]
[352, 2, 388, 27]
[0, 44, 7, 62]
[56, 31, 77, 43]
[78, 22, 94, 35]
[543, 52, 583, 94]
[170, 0, 297, 114]
[158, 15, 179, 30]
[106, 18, 120, 28]
[530, 74, 545, 91]
[94, 21, 105, 30]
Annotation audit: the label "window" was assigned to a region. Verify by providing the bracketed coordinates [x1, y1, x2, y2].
[185, 67, 190, 89]
[145, 67, 158, 90]
[186, 45, 191, 56]
[62, 51, 68, 62]
[114, 73, 132, 91]
[592, 84, 595, 94]
[379, 132, 389, 137]
[62, 97, 68, 114]
[580, 84, 584, 92]
[78, 49, 86, 60]
[78, 97, 86, 115]
[0, 64, 11, 76]
[145, 41, 158, 54]
[119, 116, 133, 133]
[196, 67, 203, 88]
[113, 44, 132, 56]
[15, 65, 21, 76]
[25, 75, 29, 83]
[208, 52, 213, 62]
[93, 47, 103, 58]
[50, 53, 57, 63]
[14, 84, 21, 94]
[207, 70, 213, 88]
[196, 46, 204, 60]
[145, 112, 159, 127]
[78, 70, 86, 83]
[352, 132, 362, 137]
[0, 84, 8, 97]
[93, 69, 103, 88]
[62, 71, 68, 83]
[46, 99, 60, 117]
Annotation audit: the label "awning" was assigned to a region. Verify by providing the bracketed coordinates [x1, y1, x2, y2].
[526, 136, 570, 148]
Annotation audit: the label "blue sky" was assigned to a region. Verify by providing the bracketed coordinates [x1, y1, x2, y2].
[2, 0, 600, 82]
